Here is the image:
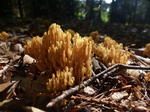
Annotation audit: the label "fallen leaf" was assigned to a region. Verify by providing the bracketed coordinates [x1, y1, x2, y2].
[22, 106, 46, 112]
[84, 86, 96, 95]
[0, 42, 9, 55]
[12, 43, 24, 53]
[0, 81, 19, 101]
[111, 91, 128, 101]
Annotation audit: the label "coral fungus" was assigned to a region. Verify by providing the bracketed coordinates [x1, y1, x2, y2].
[24, 23, 92, 88]
[46, 66, 74, 94]
[145, 72, 150, 82]
[93, 37, 131, 67]
[90, 31, 100, 43]
[144, 43, 150, 57]
[0, 31, 10, 41]
[24, 23, 131, 99]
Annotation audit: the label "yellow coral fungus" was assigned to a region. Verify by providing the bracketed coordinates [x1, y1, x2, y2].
[144, 43, 150, 57]
[46, 66, 74, 106]
[0, 31, 10, 41]
[65, 29, 75, 37]
[24, 23, 92, 86]
[93, 37, 131, 67]
[46, 66, 74, 94]
[145, 72, 150, 82]
[90, 31, 99, 43]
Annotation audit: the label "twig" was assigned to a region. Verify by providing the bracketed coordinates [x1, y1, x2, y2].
[119, 64, 150, 70]
[92, 58, 101, 73]
[91, 58, 101, 85]
[92, 70, 100, 85]
[46, 64, 150, 108]
[94, 85, 132, 99]
[131, 54, 149, 66]
[99, 61, 107, 70]
[141, 82, 150, 101]
[70, 95, 126, 109]
[133, 54, 150, 64]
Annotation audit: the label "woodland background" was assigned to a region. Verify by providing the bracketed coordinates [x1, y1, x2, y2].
[1, 0, 150, 46]
[1, 0, 150, 24]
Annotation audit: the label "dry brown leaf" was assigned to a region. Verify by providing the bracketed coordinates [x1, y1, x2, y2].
[0, 42, 9, 55]
[12, 43, 24, 53]
[0, 81, 19, 101]
[110, 91, 128, 101]
[13, 73, 48, 94]
[2, 71, 12, 83]
[0, 66, 3, 70]
[84, 86, 96, 95]
[71, 105, 82, 112]
[126, 69, 142, 78]
[22, 106, 46, 112]
[0, 58, 9, 65]
[133, 86, 142, 99]
[0, 83, 14, 92]
[0, 65, 10, 77]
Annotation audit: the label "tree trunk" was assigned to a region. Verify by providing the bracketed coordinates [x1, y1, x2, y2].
[97, 0, 102, 21]
[132, 0, 138, 23]
[86, 0, 94, 21]
[17, 0, 23, 18]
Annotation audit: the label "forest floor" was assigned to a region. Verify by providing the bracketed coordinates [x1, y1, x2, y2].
[0, 18, 150, 112]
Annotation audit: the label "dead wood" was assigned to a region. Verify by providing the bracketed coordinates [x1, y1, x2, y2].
[133, 54, 150, 64]
[92, 58, 101, 73]
[70, 95, 126, 109]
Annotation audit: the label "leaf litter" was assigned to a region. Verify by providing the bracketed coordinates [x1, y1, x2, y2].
[0, 21, 150, 112]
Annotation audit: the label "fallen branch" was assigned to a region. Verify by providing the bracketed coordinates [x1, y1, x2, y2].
[92, 58, 101, 73]
[46, 64, 150, 108]
[70, 95, 126, 109]
[133, 54, 150, 64]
